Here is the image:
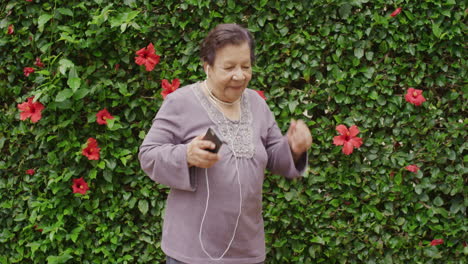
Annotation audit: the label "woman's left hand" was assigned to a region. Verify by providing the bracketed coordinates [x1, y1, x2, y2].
[287, 119, 313, 161]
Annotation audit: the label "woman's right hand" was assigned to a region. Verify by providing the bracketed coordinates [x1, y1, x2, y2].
[187, 135, 220, 168]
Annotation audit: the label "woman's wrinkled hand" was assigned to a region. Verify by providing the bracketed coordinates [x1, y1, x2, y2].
[287, 119, 313, 162]
[187, 135, 220, 168]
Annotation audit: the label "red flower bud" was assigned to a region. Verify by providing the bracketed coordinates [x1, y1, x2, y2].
[430, 239, 444, 246]
[34, 57, 44, 68]
[405, 165, 419, 173]
[7, 24, 14, 35]
[390, 7, 402, 17]
[23, 67, 35, 77]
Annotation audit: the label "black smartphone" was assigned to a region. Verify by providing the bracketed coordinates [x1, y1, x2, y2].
[202, 128, 223, 153]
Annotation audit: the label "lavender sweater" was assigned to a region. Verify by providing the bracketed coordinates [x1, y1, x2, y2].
[139, 82, 307, 264]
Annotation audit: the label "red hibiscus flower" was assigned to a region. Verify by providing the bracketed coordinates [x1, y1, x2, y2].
[333, 125, 363, 155]
[254, 90, 267, 100]
[34, 57, 44, 68]
[390, 7, 402, 17]
[135, 43, 160, 71]
[23, 67, 35, 77]
[405, 164, 419, 173]
[161, 79, 180, 99]
[26, 169, 35, 175]
[17, 96, 45, 123]
[430, 239, 444, 246]
[72, 177, 89, 195]
[34, 225, 43, 232]
[82, 138, 100, 160]
[96, 108, 114, 125]
[405, 88, 426, 106]
[7, 24, 14, 35]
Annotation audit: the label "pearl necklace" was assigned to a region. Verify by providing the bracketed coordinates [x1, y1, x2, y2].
[203, 80, 241, 106]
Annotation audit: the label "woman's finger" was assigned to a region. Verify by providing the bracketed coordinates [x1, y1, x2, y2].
[198, 140, 215, 151]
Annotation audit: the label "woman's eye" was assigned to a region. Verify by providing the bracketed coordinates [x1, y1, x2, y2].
[242, 66, 251, 69]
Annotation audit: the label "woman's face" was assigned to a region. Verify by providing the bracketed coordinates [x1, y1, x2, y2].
[205, 41, 252, 103]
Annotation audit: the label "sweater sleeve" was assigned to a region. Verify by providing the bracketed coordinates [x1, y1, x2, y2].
[264, 109, 308, 179]
[138, 95, 196, 191]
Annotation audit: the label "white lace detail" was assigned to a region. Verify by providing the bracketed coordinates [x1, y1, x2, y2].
[192, 82, 254, 158]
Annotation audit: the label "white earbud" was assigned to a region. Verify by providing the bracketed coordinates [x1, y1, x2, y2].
[206, 65, 210, 79]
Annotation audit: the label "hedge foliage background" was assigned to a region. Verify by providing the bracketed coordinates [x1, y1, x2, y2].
[0, 0, 466, 263]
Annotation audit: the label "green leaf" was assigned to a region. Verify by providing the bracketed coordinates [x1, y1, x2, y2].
[117, 83, 131, 96]
[89, 169, 98, 180]
[107, 118, 116, 129]
[310, 236, 325, 245]
[433, 197, 444, 207]
[339, 4, 352, 19]
[449, 199, 463, 214]
[70, 226, 82, 243]
[38, 14, 53, 32]
[394, 173, 402, 185]
[138, 199, 149, 215]
[288, 101, 298, 113]
[354, 48, 364, 59]
[109, 11, 140, 29]
[369, 90, 378, 100]
[58, 59, 75, 76]
[105, 159, 116, 170]
[103, 170, 112, 183]
[432, 23, 442, 39]
[97, 161, 105, 169]
[27, 242, 41, 254]
[47, 253, 73, 264]
[279, 26, 289, 36]
[89, 4, 114, 26]
[330, 199, 340, 207]
[284, 191, 295, 201]
[73, 88, 89, 100]
[363, 67, 375, 79]
[57, 8, 73, 17]
[55, 89, 74, 102]
[67, 77, 81, 92]
[423, 247, 442, 258]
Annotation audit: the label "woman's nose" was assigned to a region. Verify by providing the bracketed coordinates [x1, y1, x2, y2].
[232, 68, 245, 80]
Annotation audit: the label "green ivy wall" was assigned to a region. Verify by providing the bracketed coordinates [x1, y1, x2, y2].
[0, 0, 466, 263]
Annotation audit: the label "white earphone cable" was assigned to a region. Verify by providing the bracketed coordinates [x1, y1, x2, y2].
[198, 84, 243, 260]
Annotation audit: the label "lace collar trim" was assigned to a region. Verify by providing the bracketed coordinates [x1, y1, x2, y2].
[192, 82, 254, 158]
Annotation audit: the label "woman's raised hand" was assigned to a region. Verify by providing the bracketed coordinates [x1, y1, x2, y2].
[187, 135, 220, 168]
[287, 119, 313, 162]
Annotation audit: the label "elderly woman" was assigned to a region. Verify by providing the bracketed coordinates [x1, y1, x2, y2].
[139, 24, 312, 264]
